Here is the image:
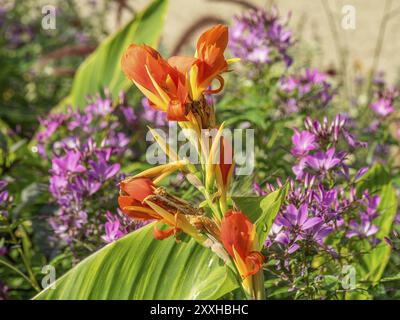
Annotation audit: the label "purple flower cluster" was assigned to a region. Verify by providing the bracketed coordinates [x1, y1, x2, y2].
[229, 7, 293, 66]
[0, 180, 9, 211]
[254, 114, 378, 262]
[141, 97, 166, 126]
[101, 211, 150, 243]
[48, 147, 123, 244]
[37, 94, 133, 159]
[101, 211, 126, 243]
[258, 177, 381, 258]
[36, 93, 139, 247]
[370, 88, 398, 117]
[279, 69, 334, 113]
[291, 115, 367, 180]
[346, 193, 380, 239]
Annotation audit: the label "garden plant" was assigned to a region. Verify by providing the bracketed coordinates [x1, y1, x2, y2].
[0, 0, 399, 300]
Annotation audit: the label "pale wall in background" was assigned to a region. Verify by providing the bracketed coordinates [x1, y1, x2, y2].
[102, 0, 400, 82]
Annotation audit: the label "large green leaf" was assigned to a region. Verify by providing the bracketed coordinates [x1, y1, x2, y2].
[354, 164, 398, 284]
[231, 196, 264, 223]
[59, 0, 168, 110]
[233, 184, 288, 248]
[33, 223, 239, 300]
[255, 185, 289, 248]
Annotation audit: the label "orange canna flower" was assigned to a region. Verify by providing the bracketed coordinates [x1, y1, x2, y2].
[118, 177, 180, 239]
[118, 177, 159, 220]
[220, 211, 264, 279]
[118, 177, 206, 242]
[191, 24, 229, 100]
[121, 25, 230, 121]
[121, 44, 191, 121]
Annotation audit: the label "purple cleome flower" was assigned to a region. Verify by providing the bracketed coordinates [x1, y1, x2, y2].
[37, 92, 140, 247]
[0, 180, 10, 219]
[88, 150, 120, 182]
[346, 217, 379, 239]
[370, 98, 395, 117]
[304, 148, 342, 173]
[260, 113, 378, 258]
[279, 69, 334, 113]
[51, 150, 86, 175]
[262, 177, 381, 255]
[142, 97, 166, 126]
[278, 204, 323, 231]
[229, 7, 293, 66]
[370, 88, 397, 117]
[291, 115, 367, 179]
[101, 211, 125, 243]
[274, 204, 323, 253]
[291, 129, 318, 157]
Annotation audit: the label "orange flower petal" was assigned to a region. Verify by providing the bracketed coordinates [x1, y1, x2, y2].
[118, 195, 138, 210]
[167, 100, 188, 121]
[118, 196, 156, 220]
[220, 211, 253, 259]
[153, 224, 178, 240]
[121, 44, 186, 112]
[218, 135, 234, 187]
[168, 56, 197, 75]
[221, 211, 265, 279]
[121, 44, 160, 93]
[197, 24, 228, 56]
[120, 178, 155, 202]
[243, 251, 265, 278]
[193, 25, 229, 97]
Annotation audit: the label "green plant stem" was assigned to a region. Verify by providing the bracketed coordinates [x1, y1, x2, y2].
[252, 270, 266, 300]
[4, 220, 40, 292]
[16, 247, 40, 292]
[0, 258, 39, 290]
[199, 186, 222, 221]
[219, 191, 228, 216]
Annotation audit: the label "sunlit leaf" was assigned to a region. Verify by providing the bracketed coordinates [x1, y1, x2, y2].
[34, 223, 239, 300]
[233, 184, 288, 248]
[56, 0, 168, 110]
[354, 164, 398, 284]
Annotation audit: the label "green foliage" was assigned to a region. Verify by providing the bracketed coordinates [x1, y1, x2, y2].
[233, 184, 289, 248]
[0, 0, 105, 137]
[34, 223, 239, 300]
[255, 185, 289, 248]
[355, 164, 398, 284]
[59, 0, 168, 110]
[1, 0, 400, 301]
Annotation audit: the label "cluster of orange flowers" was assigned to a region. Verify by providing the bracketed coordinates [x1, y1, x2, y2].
[118, 25, 264, 298]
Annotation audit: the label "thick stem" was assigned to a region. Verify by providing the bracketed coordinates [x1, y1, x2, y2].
[241, 270, 265, 300]
[199, 186, 222, 221]
[252, 270, 266, 300]
[219, 190, 228, 216]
